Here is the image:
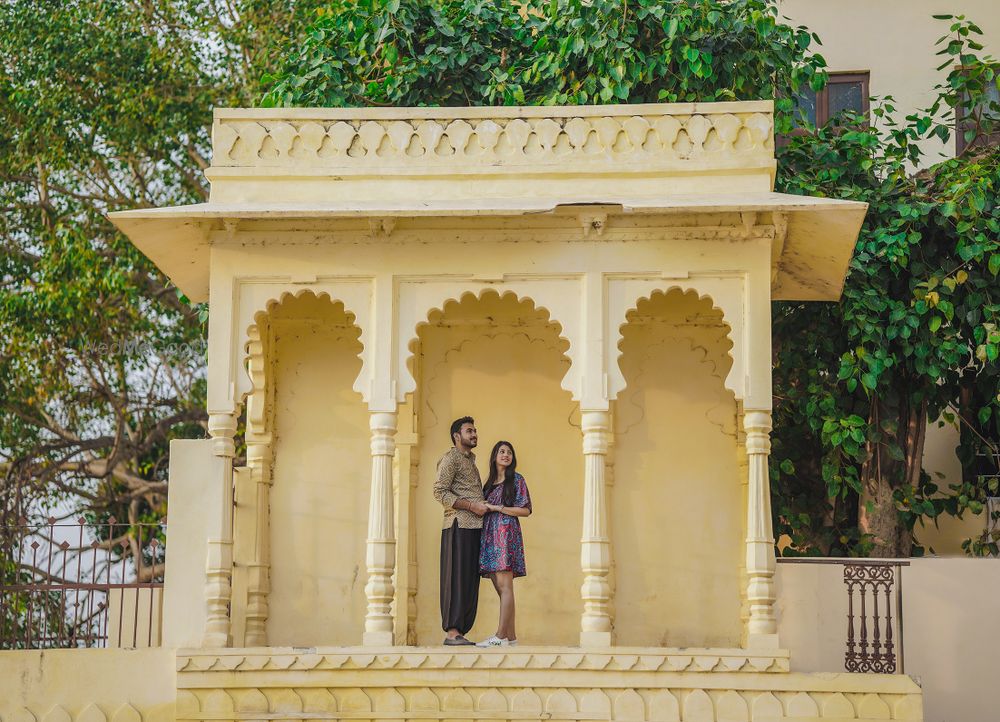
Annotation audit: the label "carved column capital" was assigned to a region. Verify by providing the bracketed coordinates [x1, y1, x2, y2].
[743, 409, 772, 454]
[208, 411, 238, 458]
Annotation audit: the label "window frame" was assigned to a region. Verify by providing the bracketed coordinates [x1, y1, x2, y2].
[954, 66, 1000, 155]
[787, 70, 872, 132]
[817, 71, 871, 126]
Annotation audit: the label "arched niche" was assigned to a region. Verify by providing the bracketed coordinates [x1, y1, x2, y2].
[611, 288, 743, 647]
[396, 279, 583, 404]
[606, 276, 746, 405]
[407, 290, 582, 645]
[237, 290, 370, 647]
[230, 282, 374, 410]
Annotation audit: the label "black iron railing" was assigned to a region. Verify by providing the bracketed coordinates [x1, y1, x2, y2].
[842, 560, 906, 673]
[0, 517, 165, 649]
[778, 557, 908, 674]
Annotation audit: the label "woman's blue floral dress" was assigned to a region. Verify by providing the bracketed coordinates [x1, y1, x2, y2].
[479, 473, 531, 578]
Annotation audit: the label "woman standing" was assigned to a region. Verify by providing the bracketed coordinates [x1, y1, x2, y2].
[477, 440, 532, 647]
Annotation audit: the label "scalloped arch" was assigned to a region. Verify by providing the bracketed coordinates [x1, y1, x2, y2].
[399, 286, 578, 403]
[232, 284, 372, 407]
[608, 282, 744, 403]
[252, 288, 362, 329]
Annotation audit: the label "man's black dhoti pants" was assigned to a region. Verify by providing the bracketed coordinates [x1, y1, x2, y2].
[440, 519, 481, 634]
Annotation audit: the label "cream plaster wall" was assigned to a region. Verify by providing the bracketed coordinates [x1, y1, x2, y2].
[161, 439, 215, 648]
[266, 293, 370, 646]
[613, 290, 743, 647]
[780, 0, 1000, 165]
[0, 648, 175, 721]
[412, 292, 583, 646]
[777, 558, 1000, 722]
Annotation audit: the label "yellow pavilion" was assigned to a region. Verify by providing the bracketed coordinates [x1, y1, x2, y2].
[2, 101, 923, 722]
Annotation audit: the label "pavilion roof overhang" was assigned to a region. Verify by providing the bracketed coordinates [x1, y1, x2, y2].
[109, 102, 867, 305]
[109, 192, 866, 304]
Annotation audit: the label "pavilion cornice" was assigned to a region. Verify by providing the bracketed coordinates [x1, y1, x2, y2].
[110, 193, 866, 304]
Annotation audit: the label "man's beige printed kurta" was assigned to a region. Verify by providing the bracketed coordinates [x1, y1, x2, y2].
[433, 447, 485, 530]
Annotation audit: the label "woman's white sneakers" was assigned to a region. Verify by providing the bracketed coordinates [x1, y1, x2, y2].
[475, 635, 518, 647]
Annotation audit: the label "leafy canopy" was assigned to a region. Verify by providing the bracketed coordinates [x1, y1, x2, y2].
[262, 0, 826, 126]
[0, 0, 324, 530]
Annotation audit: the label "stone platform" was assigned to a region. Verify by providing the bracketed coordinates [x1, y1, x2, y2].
[175, 647, 922, 722]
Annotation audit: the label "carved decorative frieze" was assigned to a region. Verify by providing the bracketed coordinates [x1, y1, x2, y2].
[176, 648, 790, 673]
[4, 705, 148, 722]
[211, 105, 773, 173]
[174, 649, 922, 722]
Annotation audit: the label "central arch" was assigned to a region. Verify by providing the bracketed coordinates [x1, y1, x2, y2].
[409, 290, 582, 646]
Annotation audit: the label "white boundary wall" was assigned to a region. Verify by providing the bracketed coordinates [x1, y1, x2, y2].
[778, 558, 1000, 722]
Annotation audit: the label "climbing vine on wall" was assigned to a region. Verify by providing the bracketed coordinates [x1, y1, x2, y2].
[773, 17, 1000, 556]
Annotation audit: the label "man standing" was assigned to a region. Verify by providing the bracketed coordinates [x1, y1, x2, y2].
[433, 416, 487, 645]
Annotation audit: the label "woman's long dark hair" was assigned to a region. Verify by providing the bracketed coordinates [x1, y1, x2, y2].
[485, 441, 517, 506]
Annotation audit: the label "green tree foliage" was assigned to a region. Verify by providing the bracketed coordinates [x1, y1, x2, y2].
[774, 17, 1000, 557]
[261, 0, 827, 112]
[0, 1, 323, 553]
[261, 1, 999, 556]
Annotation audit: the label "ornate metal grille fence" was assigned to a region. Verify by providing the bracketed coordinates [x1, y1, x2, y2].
[0, 518, 165, 649]
[843, 560, 906, 674]
[777, 557, 907, 674]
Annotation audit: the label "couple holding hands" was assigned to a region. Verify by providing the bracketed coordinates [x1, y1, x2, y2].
[433, 416, 532, 647]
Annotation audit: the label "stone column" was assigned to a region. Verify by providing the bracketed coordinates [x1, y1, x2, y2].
[744, 409, 779, 648]
[243, 322, 273, 647]
[580, 409, 613, 647]
[364, 410, 398, 646]
[243, 437, 272, 646]
[204, 410, 237, 647]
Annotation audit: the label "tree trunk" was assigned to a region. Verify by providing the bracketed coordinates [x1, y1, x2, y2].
[859, 394, 926, 557]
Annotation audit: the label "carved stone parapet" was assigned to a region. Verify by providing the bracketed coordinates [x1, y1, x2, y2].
[175, 647, 923, 722]
[176, 646, 792, 673]
[211, 104, 774, 173]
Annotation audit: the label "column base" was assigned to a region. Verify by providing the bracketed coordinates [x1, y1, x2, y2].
[363, 630, 394, 646]
[579, 630, 613, 647]
[201, 632, 231, 647]
[745, 632, 780, 650]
